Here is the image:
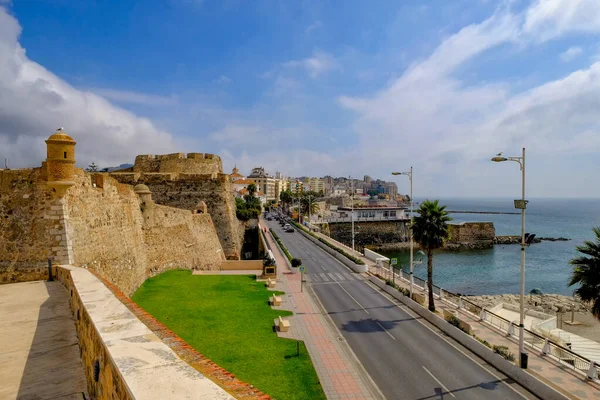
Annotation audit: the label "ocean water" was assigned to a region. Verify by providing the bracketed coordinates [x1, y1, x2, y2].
[380, 198, 600, 296]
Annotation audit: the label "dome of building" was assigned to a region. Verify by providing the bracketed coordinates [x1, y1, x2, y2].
[46, 128, 76, 144]
[133, 184, 151, 194]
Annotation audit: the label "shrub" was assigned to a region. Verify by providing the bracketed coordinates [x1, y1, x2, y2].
[291, 258, 302, 268]
[271, 231, 293, 262]
[492, 345, 515, 362]
[475, 336, 492, 349]
[445, 314, 470, 335]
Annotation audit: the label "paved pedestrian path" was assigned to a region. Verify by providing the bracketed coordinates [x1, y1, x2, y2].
[0, 280, 88, 400]
[371, 265, 600, 400]
[262, 223, 383, 400]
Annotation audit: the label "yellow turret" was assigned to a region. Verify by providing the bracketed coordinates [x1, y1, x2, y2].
[45, 127, 76, 197]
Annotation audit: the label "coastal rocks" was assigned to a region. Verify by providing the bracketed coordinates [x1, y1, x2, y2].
[465, 293, 590, 314]
[493, 236, 570, 244]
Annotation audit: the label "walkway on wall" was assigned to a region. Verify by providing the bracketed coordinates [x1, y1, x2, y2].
[0, 280, 88, 399]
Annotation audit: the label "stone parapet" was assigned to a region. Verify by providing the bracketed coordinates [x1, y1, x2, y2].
[54, 265, 235, 400]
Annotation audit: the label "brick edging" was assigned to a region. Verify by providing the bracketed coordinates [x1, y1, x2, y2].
[89, 270, 271, 400]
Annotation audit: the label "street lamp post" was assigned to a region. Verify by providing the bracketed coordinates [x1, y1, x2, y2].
[350, 176, 355, 253]
[392, 167, 414, 298]
[491, 148, 528, 369]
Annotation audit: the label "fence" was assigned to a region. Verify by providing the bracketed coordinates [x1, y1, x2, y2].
[371, 263, 599, 380]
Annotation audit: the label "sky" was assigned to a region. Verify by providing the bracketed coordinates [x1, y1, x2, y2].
[1, 0, 600, 198]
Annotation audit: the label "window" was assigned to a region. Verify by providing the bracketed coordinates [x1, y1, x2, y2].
[64, 151, 67, 159]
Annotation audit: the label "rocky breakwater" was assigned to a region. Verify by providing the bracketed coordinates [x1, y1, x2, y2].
[465, 293, 590, 314]
[493, 236, 570, 244]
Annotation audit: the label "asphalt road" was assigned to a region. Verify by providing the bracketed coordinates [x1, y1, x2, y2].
[266, 218, 537, 400]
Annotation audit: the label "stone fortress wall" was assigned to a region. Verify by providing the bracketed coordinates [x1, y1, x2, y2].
[0, 168, 225, 295]
[111, 153, 242, 260]
[0, 133, 229, 295]
[447, 222, 495, 249]
[133, 153, 223, 175]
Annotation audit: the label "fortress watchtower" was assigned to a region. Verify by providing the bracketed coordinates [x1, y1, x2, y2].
[45, 128, 76, 197]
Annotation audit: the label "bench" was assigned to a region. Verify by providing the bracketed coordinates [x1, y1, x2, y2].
[265, 278, 277, 288]
[270, 295, 282, 306]
[278, 316, 290, 332]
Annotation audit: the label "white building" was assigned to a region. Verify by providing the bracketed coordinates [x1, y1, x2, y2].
[324, 205, 408, 222]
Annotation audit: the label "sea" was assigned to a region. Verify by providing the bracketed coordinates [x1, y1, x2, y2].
[380, 198, 600, 296]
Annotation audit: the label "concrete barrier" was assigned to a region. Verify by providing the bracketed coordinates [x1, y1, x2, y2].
[293, 225, 368, 273]
[364, 248, 389, 263]
[368, 275, 568, 400]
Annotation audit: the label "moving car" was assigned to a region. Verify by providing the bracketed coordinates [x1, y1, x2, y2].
[285, 227, 295, 232]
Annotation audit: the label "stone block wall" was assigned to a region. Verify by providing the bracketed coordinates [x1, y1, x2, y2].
[65, 171, 149, 296]
[142, 203, 224, 276]
[114, 173, 242, 260]
[447, 222, 495, 247]
[133, 153, 223, 175]
[328, 220, 409, 251]
[0, 169, 59, 282]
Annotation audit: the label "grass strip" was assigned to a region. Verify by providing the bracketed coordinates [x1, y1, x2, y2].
[132, 271, 325, 400]
[271, 230, 293, 262]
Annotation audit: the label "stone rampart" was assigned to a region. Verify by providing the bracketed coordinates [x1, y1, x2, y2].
[111, 172, 242, 260]
[133, 153, 223, 175]
[1, 168, 226, 295]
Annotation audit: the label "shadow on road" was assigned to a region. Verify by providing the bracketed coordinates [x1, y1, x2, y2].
[414, 378, 519, 400]
[341, 316, 418, 333]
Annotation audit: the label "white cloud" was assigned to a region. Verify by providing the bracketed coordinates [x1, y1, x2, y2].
[559, 46, 583, 62]
[0, 8, 176, 168]
[90, 88, 178, 106]
[338, 5, 600, 197]
[283, 50, 338, 78]
[215, 75, 232, 85]
[305, 21, 323, 34]
[524, 0, 600, 41]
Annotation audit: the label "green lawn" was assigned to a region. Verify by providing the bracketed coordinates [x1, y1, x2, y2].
[132, 270, 325, 400]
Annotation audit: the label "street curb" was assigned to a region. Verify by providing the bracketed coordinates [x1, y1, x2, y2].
[368, 274, 569, 400]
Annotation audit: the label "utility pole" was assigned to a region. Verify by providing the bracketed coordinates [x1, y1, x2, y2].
[350, 176, 355, 253]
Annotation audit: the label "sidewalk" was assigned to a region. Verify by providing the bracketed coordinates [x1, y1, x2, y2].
[262, 223, 383, 400]
[370, 264, 600, 400]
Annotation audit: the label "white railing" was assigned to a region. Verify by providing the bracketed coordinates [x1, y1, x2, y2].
[323, 216, 410, 223]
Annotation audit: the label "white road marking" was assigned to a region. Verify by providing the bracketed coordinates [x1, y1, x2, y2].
[337, 283, 369, 315]
[422, 366, 456, 398]
[375, 321, 396, 340]
[320, 273, 329, 282]
[319, 264, 326, 271]
[310, 274, 319, 282]
[328, 273, 337, 281]
[365, 281, 528, 399]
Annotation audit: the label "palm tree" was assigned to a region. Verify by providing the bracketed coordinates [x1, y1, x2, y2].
[569, 227, 600, 320]
[279, 190, 293, 213]
[411, 200, 452, 312]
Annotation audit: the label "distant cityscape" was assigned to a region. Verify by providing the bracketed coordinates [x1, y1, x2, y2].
[230, 165, 405, 204]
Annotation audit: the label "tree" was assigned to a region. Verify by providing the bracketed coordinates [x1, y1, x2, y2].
[247, 183, 257, 197]
[300, 196, 320, 215]
[569, 227, 600, 320]
[85, 162, 99, 172]
[367, 189, 378, 198]
[411, 199, 452, 312]
[280, 190, 293, 213]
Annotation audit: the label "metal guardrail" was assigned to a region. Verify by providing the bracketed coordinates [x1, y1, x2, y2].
[371, 264, 599, 380]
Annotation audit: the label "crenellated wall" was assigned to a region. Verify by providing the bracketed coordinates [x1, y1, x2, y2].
[447, 222, 495, 249]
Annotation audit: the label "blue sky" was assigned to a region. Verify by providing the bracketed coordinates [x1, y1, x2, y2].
[2, 0, 600, 198]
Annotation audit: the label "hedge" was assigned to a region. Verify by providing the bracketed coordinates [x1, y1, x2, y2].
[270, 230, 293, 262]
